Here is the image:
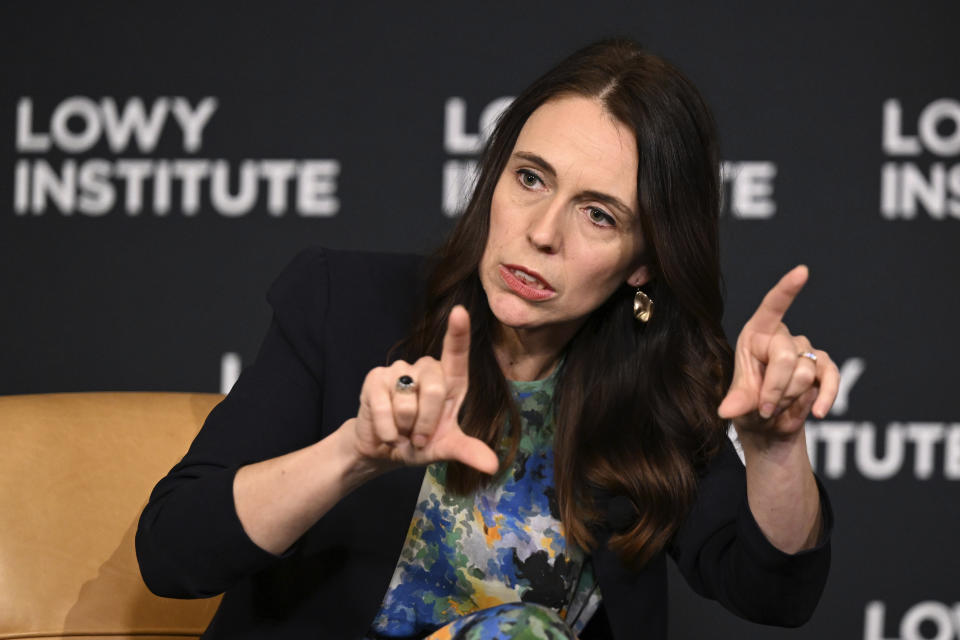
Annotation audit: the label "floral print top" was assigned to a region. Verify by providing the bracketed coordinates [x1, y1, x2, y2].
[368, 366, 601, 638]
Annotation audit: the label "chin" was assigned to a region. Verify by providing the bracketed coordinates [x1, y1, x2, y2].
[496, 298, 570, 333]
[486, 292, 544, 329]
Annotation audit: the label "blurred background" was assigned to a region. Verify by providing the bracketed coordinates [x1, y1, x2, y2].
[2, 2, 957, 638]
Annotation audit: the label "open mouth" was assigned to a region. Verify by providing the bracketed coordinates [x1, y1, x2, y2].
[507, 266, 550, 290]
[499, 264, 555, 301]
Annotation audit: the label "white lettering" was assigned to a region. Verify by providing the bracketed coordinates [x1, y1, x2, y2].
[153, 160, 171, 215]
[952, 166, 960, 217]
[480, 97, 513, 143]
[883, 100, 922, 156]
[442, 159, 477, 217]
[77, 159, 114, 215]
[441, 97, 512, 216]
[832, 357, 866, 416]
[918, 99, 960, 157]
[900, 601, 955, 640]
[855, 423, 904, 480]
[259, 160, 296, 216]
[864, 601, 960, 640]
[172, 160, 210, 215]
[444, 96, 512, 155]
[880, 98, 960, 219]
[881, 163, 960, 219]
[946, 425, 960, 480]
[730, 162, 777, 218]
[906, 423, 945, 479]
[14, 157, 342, 217]
[16, 98, 51, 152]
[171, 97, 218, 153]
[115, 159, 153, 214]
[864, 601, 897, 640]
[809, 422, 960, 480]
[31, 159, 76, 214]
[902, 163, 946, 218]
[100, 97, 169, 153]
[296, 160, 339, 216]
[444, 98, 476, 154]
[211, 160, 258, 217]
[50, 97, 102, 153]
[818, 422, 856, 478]
[18, 96, 220, 155]
[14, 160, 29, 214]
[883, 98, 960, 157]
[881, 162, 901, 219]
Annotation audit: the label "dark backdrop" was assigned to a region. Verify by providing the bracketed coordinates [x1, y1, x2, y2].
[2, 3, 958, 638]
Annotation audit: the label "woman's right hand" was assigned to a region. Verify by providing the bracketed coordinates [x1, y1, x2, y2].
[348, 305, 500, 475]
[233, 305, 497, 556]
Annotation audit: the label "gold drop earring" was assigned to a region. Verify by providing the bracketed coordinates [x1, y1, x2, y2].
[633, 289, 653, 323]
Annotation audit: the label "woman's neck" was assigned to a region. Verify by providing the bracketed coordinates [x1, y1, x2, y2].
[492, 322, 576, 382]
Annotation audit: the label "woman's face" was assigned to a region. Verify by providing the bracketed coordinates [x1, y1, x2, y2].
[479, 95, 650, 338]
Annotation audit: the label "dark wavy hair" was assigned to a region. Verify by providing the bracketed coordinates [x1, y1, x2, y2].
[399, 38, 733, 566]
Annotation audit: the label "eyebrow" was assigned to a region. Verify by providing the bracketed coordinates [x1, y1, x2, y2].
[512, 151, 636, 219]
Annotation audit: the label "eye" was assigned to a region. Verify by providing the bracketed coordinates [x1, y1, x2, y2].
[516, 169, 544, 190]
[587, 206, 616, 228]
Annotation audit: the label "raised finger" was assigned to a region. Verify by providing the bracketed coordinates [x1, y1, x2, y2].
[440, 305, 471, 395]
[747, 265, 808, 334]
[410, 359, 447, 447]
[756, 327, 800, 418]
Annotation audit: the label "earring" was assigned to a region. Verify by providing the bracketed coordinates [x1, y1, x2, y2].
[633, 289, 653, 323]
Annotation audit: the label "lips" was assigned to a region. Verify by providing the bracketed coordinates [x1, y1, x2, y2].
[499, 264, 555, 301]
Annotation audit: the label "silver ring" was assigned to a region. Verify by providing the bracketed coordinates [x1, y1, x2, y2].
[799, 351, 818, 363]
[395, 375, 417, 392]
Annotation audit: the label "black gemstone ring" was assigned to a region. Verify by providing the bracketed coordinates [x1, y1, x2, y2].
[395, 375, 417, 392]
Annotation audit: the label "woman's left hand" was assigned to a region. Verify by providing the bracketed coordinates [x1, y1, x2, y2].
[717, 265, 840, 439]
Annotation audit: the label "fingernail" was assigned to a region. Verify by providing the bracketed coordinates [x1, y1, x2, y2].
[759, 403, 775, 419]
[412, 435, 427, 448]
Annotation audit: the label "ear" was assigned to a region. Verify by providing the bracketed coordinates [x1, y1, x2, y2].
[625, 264, 651, 288]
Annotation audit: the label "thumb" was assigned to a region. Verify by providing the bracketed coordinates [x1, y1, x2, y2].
[717, 384, 756, 419]
[433, 432, 499, 476]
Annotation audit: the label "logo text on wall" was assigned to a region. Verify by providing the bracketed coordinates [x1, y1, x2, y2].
[881, 98, 960, 219]
[14, 96, 340, 217]
[865, 601, 960, 640]
[806, 358, 960, 480]
[441, 97, 777, 218]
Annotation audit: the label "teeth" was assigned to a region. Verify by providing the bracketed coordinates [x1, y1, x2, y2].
[511, 268, 545, 289]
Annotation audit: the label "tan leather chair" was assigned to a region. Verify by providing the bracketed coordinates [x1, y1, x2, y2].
[0, 392, 224, 639]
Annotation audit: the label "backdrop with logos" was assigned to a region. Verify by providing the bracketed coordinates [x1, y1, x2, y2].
[2, 2, 958, 639]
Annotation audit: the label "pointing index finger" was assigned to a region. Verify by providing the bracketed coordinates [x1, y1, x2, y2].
[748, 265, 809, 333]
[440, 305, 471, 392]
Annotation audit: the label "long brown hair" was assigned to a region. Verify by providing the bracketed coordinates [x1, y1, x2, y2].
[399, 39, 733, 567]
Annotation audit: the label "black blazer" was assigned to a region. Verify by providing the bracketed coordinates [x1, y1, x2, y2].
[136, 247, 832, 639]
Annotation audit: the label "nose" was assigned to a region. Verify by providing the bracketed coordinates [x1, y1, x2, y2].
[526, 201, 564, 254]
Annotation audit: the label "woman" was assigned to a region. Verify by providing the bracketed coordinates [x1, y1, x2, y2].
[137, 39, 837, 639]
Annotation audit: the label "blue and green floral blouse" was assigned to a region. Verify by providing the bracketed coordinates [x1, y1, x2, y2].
[368, 366, 601, 638]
